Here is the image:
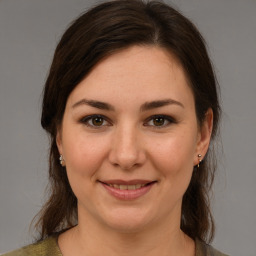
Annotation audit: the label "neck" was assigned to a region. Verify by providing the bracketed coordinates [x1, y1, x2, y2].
[59, 209, 195, 256]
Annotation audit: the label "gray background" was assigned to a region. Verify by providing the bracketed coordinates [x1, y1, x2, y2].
[0, 0, 255, 255]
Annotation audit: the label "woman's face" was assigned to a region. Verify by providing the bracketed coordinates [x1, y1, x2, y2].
[57, 46, 212, 233]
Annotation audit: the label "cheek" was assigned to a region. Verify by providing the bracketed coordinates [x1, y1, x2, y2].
[149, 133, 196, 175]
[149, 133, 196, 205]
[62, 130, 109, 178]
[147, 129, 197, 201]
[62, 132, 111, 203]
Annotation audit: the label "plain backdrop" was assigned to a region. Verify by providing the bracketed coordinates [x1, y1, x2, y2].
[0, 0, 255, 255]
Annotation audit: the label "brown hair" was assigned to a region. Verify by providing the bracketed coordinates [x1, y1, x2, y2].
[37, 0, 221, 243]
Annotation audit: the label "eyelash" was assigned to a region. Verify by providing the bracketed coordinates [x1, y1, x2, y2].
[144, 115, 176, 128]
[79, 114, 176, 129]
[80, 115, 112, 129]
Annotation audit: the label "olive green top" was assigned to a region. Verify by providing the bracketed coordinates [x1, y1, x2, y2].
[3, 236, 229, 256]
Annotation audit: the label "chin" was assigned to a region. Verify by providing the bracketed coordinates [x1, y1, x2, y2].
[102, 208, 152, 233]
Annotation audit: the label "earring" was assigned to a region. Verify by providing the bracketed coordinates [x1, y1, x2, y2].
[197, 154, 202, 168]
[59, 154, 65, 167]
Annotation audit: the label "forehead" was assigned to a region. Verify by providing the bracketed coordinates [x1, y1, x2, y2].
[66, 45, 194, 109]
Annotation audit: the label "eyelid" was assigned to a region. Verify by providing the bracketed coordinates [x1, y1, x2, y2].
[143, 115, 177, 128]
[79, 114, 176, 129]
[79, 114, 112, 128]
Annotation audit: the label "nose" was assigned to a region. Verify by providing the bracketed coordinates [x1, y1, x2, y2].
[108, 125, 146, 170]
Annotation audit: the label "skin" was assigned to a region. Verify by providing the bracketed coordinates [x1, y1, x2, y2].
[57, 46, 213, 256]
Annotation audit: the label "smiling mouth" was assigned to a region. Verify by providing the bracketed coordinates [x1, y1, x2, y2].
[100, 181, 156, 190]
[99, 180, 157, 200]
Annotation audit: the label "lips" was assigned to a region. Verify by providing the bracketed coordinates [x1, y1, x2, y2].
[108, 184, 147, 190]
[99, 180, 156, 200]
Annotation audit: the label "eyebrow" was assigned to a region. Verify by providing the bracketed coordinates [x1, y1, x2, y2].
[72, 98, 184, 111]
[140, 99, 184, 111]
[72, 99, 115, 111]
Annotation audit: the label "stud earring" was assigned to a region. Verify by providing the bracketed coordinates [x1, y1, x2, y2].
[59, 155, 65, 167]
[197, 154, 202, 168]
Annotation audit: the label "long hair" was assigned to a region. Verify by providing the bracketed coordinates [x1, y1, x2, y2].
[36, 0, 221, 243]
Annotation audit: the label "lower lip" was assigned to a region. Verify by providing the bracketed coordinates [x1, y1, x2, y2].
[101, 182, 155, 200]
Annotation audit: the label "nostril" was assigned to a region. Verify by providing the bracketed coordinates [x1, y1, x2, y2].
[109, 152, 141, 170]
[108, 135, 146, 169]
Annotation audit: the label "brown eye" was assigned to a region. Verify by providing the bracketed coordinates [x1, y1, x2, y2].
[153, 117, 165, 126]
[144, 115, 175, 128]
[92, 116, 104, 126]
[81, 115, 111, 128]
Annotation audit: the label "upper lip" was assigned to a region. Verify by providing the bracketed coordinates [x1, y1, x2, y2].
[100, 179, 156, 185]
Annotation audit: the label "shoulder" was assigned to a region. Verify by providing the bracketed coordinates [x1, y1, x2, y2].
[196, 239, 230, 256]
[2, 236, 62, 256]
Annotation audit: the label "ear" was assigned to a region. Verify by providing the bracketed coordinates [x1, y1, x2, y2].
[56, 125, 63, 155]
[194, 108, 213, 165]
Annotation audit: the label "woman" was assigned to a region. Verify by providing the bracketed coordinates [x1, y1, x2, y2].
[4, 0, 229, 255]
